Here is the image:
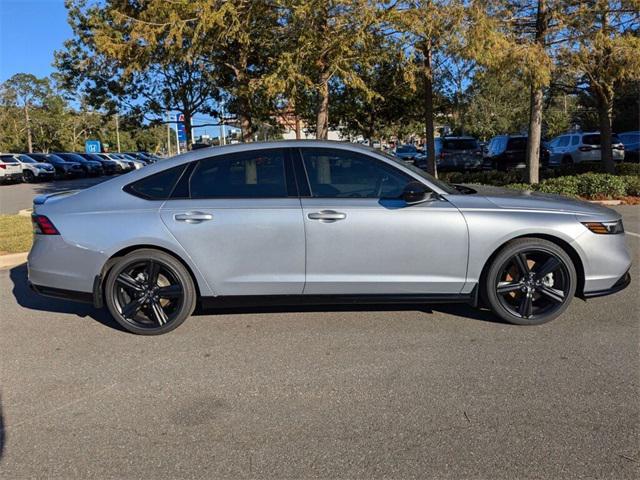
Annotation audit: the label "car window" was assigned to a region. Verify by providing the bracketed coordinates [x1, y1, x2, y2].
[557, 136, 570, 147]
[0, 155, 18, 163]
[571, 135, 579, 145]
[125, 165, 187, 200]
[442, 139, 479, 150]
[301, 148, 412, 199]
[190, 149, 288, 198]
[17, 155, 36, 163]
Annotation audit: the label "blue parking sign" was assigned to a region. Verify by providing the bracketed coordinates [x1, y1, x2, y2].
[85, 140, 101, 153]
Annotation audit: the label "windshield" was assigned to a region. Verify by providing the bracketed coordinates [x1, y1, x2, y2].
[620, 133, 639, 143]
[378, 149, 458, 194]
[442, 139, 479, 150]
[18, 155, 36, 163]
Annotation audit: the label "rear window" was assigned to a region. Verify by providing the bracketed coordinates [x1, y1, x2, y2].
[124, 165, 187, 200]
[0, 156, 18, 163]
[442, 139, 479, 150]
[582, 134, 622, 145]
[506, 137, 528, 150]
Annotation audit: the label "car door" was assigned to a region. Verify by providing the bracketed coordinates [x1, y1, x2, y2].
[296, 147, 469, 295]
[159, 148, 306, 296]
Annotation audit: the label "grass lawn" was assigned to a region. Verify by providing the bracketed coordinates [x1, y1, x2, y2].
[0, 215, 33, 254]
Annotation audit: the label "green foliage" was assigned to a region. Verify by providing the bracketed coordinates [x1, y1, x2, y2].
[440, 169, 525, 186]
[616, 163, 640, 176]
[503, 174, 638, 199]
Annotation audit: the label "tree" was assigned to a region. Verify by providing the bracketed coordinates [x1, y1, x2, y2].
[561, 2, 640, 172]
[390, 0, 465, 176]
[0, 74, 51, 153]
[55, 0, 221, 148]
[271, 0, 383, 140]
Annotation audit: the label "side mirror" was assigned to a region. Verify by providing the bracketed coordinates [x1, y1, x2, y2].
[402, 181, 430, 204]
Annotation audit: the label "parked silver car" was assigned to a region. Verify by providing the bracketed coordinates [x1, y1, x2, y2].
[547, 131, 625, 164]
[28, 141, 631, 334]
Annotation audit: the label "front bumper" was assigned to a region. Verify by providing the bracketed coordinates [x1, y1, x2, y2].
[582, 271, 631, 299]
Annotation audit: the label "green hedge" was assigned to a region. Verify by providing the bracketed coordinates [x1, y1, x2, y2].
[442, 162, 640, 199]
[503, 173, 638, 199]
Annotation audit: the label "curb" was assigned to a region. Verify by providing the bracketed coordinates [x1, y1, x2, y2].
[587, 199, 622, 206]
[0, 252, 28, 270]
[18, 208, 33, 217]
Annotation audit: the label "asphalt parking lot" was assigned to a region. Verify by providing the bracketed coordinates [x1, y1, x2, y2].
[0, 176, 111, 214]
[0, 189, 639, 478]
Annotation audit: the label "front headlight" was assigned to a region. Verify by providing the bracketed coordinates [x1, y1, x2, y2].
[582, 220, 624, 234]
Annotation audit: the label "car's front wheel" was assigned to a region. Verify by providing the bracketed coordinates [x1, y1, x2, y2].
[104, 249, 196, 335]
[484, 238, 577, 325]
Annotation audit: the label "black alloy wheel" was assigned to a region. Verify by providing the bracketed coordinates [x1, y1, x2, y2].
[105, 249, 196, 334]
[485, 238, 576, 325]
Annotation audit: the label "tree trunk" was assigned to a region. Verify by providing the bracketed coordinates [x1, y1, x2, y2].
[295, 115, 301, 140]
[526, 85, 543, 184]
[24, 104, 33, 153]
[182, 110, 193, 150]
[598, 93, 615, 174]
[421, 41, 437, 177]
[525, 0, 547, 184]
[239, 112, 253, 142]
[316, 71, 330, 140]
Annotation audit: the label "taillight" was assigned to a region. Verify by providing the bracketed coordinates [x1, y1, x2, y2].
[0, 164, 6, 169]
[31, 214, 60, 235]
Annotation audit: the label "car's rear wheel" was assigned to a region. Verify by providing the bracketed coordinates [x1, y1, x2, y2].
[104, 249, 196, 335]
[484, 238, 576, 325]
[23, 170, 35, 183]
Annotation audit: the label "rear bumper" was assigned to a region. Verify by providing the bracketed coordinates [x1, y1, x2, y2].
[1, 172, 22, 182]
[582, 271, 631, 299]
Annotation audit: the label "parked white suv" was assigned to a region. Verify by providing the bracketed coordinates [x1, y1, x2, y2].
[0, 154, 25, 183]
[548, 131, 625, 165]
[10, 153, 56, 182]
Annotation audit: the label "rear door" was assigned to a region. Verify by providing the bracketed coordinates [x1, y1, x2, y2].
[159, 148, 306, 296]
[297, 147, 468, 295]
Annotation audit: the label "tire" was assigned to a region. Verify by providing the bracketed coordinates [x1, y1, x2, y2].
[561, 155, 573, 165]
[104, 249, 196, 335]
[23, 170, 35, 183]
[483, 238, 577, 325]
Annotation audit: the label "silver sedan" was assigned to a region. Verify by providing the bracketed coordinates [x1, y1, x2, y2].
[28, 141, 631, 334]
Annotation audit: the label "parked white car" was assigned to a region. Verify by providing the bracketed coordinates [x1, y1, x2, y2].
[12, 153, 56, 182]
[547, 131, 625, 165]
[0, 154, 26, 183]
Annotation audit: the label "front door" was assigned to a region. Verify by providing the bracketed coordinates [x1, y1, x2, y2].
[160, 148, 305, 296]
[297, 147, 469, 295]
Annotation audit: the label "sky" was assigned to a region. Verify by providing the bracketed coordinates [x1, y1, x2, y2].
[0, 0, 71, 82]
[0, 0, 235, 140]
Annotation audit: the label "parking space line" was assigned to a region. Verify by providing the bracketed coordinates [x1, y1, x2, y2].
[626, 231, 640, 238]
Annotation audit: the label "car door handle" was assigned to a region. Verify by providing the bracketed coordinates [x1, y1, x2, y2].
[174, 212, 213, 223]
[307, 210, 347, 222]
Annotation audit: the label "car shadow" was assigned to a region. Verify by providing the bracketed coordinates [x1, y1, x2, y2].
[195, 300, 504, 324]
[9, 264, 127, 333]
[10, 262, 503, 333]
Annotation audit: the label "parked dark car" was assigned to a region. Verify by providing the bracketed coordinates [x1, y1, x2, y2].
[394, 145, 421, 163]
[619, 131, 639, 163]
[124, 152, 156, 164]
[77, 153, 120, 174]
[55, 152, 103, 176]
[27, 153, 84, 179]
[484, 135, 550, 171]
[437, 136, 483, 171]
